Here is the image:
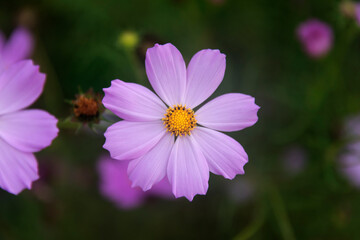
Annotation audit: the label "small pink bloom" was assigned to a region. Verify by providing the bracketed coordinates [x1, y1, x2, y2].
[98, 156, 172, 209]
[0, 60, 58, 195]
[103, 43, 260, 201]
[0, 28, 33, 71]
[296, 19, 333, 58]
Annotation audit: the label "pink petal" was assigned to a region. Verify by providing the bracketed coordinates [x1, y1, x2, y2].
[98, 156, 145, 209]
[0, 60, 45, 115]
[145, 43, 186, 106]
[103, 121, 166, 161]
[184, 49, 226, 108]
[103, 80, 167, 121]
[192, 127, 247, 179]
[2, 27, 33, 66]
[167, 135, 209, 201]
[196, 93, 260, 132]
[0, 110, 58, 153]
[0, 138, 38, 195]
[128, 133, 174, 191]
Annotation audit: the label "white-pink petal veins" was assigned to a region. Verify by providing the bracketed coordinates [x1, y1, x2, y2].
[103, 121, 166, 161]
[145, 43, 186, 106]
[184, 49, 226, 108]
[192, 127, 248, 179]
[0, 110, 58, 153]
[167, 135, 209, 201]
[196, 93, 260, 132]
[103, 80, 167, 121]
[0, 60, 45, 115]
[0, 138, 38, 195]
[128, 133, 174, 191]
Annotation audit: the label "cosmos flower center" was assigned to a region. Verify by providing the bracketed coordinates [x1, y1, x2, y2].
[73, 95, 100, 121]
[162, 104, 197, 136]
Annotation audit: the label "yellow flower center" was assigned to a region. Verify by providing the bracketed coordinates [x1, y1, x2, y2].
[162, 104, 197, 136]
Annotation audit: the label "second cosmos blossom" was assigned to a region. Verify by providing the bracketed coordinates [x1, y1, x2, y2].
[103, 43, 259, 201]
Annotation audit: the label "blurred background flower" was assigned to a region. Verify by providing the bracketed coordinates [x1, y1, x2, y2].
[0, 27, 33, 71]
[97, 155, 173, 209]
[296, 19, 333, 58]
[339, 142, 360, 188]
[356, 3, 360, 25]
[282, 145, 308, 176]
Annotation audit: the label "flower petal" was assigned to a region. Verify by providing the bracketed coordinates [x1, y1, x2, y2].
[128, 133, 174, 191]
[192, 127, 247, 179]
[0, 110, 58, 153]
[2, 28, 33, 66]
[102, 80, 167, 121]
[184, 49, 226, 108]
[0, 138, 38, 195]
[145, 43, 186, 106]
[103, 121, 166, 161]
[0, 60, 45, 115]
[196, 93, 259, 132]
[167, 135, 209, 201]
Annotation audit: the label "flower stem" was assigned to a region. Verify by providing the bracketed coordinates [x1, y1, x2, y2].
[233, 200, 267, 240]
[268, 184, 296, 240]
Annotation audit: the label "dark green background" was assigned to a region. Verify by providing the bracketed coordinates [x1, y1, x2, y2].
[0, 0, 359, 239]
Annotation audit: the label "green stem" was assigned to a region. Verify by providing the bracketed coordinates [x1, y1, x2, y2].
[268, 184, 296, 240]
[57, 119, 82, 130]
[233, 200, 267, 240]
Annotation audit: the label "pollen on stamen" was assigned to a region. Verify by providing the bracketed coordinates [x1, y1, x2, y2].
[162, 104, 197, 137]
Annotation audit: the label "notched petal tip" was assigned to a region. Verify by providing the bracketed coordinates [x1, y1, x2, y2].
[172, 188, 207, 201]
[131, 181, 151, 192]
[102, 79, 122, 91]
[202, 48, 226, 57]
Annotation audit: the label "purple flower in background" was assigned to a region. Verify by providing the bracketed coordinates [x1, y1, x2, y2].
[227, 177, 255, 204]
[282, 145, 307, 176]
[0, 28, 33, 72]
[98, 156, 172, 209]
[355, 3, 360, 26]
[339, 115, 360, 188]
[296, 19, 333, 58]
[342, 114, 360, 139]
[103, 43, 259, 201]
[339, 142, 360, 188]
[0, 60, 58, 195]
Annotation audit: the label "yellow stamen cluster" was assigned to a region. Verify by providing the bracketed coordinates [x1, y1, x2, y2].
[162, 104, 197, 136]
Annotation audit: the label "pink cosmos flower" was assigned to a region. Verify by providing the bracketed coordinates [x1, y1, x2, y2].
[296, 19, 333, 58]
[0, 28, 33, 72]
[103, 43, 259, 201]
[98, 155, 172, 209]
[0, 60, 58, 195]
